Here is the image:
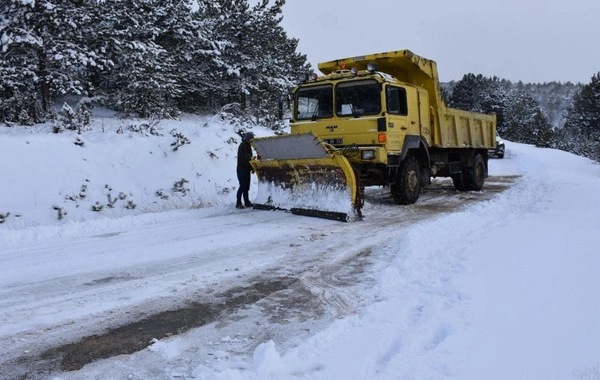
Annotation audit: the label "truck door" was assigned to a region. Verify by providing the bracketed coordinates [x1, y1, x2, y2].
[386, 85, 411, 152]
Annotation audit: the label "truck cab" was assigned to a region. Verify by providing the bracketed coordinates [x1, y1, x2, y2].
[291, 68, 431, 188]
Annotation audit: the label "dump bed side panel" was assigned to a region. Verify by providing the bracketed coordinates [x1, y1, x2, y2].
[435, 108, 496, 149]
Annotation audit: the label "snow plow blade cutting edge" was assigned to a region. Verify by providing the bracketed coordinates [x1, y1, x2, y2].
[249, 133, 362, 222]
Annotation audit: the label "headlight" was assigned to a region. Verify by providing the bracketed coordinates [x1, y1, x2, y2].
[367, 62, 379, 72]
[298, 73, 308, 83]
[361, 150, 375, 160]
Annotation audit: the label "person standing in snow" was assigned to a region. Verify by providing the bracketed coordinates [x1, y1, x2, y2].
[236, 131, 254, 209]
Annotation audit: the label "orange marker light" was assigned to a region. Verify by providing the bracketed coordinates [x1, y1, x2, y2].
[378, 133, 387, 143]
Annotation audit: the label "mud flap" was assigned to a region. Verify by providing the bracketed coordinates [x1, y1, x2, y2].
[250, 133, 361, 222]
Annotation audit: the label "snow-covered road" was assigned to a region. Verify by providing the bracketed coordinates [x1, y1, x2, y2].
[2, 142, 600, 380]
[1, 172, 511, 379]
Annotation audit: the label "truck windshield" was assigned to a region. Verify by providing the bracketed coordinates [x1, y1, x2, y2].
[336, 79, 381, 117]
[296, 85, 333, 120]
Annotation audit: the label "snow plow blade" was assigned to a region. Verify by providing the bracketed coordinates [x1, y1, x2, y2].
[250, 133, 362, 222]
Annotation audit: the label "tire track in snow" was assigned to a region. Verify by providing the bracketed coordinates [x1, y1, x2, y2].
[1, 176, 518, 379]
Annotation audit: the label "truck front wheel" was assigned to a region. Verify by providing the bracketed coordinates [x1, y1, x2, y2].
[391, 156, 421, 205]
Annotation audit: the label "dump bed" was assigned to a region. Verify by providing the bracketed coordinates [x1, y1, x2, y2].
[318, 50, 496, 149]
[437, 107, 496, 149]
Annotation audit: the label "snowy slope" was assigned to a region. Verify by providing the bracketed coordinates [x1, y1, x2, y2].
[1, 117, 599, 380]
[0, 113, 264, 239]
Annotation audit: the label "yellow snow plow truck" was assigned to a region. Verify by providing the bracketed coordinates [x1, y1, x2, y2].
[250, 50, 497, 221]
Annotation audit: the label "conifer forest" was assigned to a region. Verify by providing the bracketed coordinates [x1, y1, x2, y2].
[1, 0, 599, 161]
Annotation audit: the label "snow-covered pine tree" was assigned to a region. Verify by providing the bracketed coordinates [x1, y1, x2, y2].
[152, 0, 198, 115]
[503, 90, 553, 146]
[0, 0, 108, 123]
[195, 0, 310, 127]
[448, 74, 510, 134]
[523, 81, 584, 129]
[1, 0, 45, 124]
[244, 0, 311, 129]
[179, 2, 228, 112]
[195, 0, 251, 107]
[448, 73, 491, 114]
[448, 73, 556, 145]
[561, 73, 600, 160]
[96, 0, 183, 119]
[532, 109, 554, 148]
[53, 102, 91, 134]
[446, 78, 583, 132]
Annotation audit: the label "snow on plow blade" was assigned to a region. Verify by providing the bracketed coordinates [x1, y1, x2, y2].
[250, 133, 361, 222]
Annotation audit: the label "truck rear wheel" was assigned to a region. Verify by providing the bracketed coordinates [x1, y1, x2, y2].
[452, 153, 485, 191]
[452, 173, 467, 191]
[464, 154, 485, 190]
[391, 156, 421, 205]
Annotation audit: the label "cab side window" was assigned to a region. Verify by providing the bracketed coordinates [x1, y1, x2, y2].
[387, 87, 408, 116]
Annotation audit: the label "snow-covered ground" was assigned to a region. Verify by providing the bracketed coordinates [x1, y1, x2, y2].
[1, 114, 599, 380]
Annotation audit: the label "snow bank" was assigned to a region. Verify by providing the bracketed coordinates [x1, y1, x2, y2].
[0, 112, 267, 243]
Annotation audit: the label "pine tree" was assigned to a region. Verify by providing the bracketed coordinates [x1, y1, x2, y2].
[95, 0, 185, 119]
[0, 0, 108, 123]
[1, 0, 45, 123]
[243, 0, 310, 127]
[448, 74, 510, 134]
[179, 2, 230, 112]
[533, 110, 554, 148]
[448, 74, 556, 145]
[562, 73, 600, 160]
[196, 0, 252, 106]
[503, 90, 553, 146]
[565, 73, 600, 139]
[1, 0, 310, 123]
[195, 0, 309, 126]
[153, 0, 198, 114]
[448, 74, 490, 113]
[523, 81, 584, 128]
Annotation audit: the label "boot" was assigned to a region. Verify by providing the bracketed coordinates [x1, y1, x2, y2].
[235, 202, 245, 209]
[244, 200, 253, 207]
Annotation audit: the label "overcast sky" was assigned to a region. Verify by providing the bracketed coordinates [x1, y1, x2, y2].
[274, 0, 599, 84]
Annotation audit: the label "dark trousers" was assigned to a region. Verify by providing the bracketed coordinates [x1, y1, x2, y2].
[236, 169, 251, 204]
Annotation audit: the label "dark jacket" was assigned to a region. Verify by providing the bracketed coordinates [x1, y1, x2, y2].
[237, 140, 253, 171]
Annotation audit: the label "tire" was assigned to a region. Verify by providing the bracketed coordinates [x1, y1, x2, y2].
[391, 156, 421, 205]
[464, 154, 486, 191]
[452, 173, 467, 191]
